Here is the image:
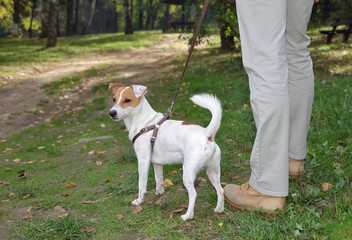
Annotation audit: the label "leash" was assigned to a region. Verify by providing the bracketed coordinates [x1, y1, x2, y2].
[133, 0, 210, 151]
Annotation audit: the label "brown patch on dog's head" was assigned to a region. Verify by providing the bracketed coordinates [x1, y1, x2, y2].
[108, 83, 124, 94]
[109, 83, 148, 109]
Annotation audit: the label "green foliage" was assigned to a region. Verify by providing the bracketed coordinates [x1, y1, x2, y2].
[0, 0, 13, 33]
[178, 24, 212, 46]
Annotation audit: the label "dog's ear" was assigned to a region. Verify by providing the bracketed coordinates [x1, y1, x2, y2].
[108, 83, 123, 94]
[132, 85, 148, 98]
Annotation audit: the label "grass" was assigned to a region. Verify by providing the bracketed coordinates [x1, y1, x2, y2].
[0, 30, 351, 239]
[0, 30, 163, 77]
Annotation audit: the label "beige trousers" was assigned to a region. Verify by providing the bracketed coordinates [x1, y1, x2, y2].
[236, 0, 315, 197]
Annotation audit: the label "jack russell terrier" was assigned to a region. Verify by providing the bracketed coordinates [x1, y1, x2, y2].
[108, 83, 224, 220]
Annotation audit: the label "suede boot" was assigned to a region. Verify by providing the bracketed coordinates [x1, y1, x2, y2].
[289, 157, 306, 179]
[224, 182, 285, 211]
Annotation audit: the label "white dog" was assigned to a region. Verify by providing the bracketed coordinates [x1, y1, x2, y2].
[108, 83, 224, 220]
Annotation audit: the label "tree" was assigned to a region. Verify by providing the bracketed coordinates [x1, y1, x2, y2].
[28, 0, 36, 38]
[47, 0, 59, 47]
[40, 0, 49, 38]
[81, 0, 97, 34]
[123, 0, 133, 34]
[211, 0, 239, 51]
[12, 0, 20, 37]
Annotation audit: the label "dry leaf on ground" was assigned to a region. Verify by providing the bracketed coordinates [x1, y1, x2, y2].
[116, 214, 123, 220]
[132, 205, 143, 214]
[322, 182, 333, 191]
[164, 179, 174, 187]
[65, 183, 77, 188]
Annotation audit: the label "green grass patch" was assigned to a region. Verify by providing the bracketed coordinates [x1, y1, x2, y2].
[0, 31, 163, 69]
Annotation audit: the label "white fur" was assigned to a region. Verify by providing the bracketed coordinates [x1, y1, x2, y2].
[109, 88, 224, 221]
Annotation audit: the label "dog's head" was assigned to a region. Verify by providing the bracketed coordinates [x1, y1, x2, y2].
[108, 83, 148, 121]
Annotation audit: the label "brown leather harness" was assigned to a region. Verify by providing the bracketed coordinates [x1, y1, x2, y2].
[131, 0, 210, 152]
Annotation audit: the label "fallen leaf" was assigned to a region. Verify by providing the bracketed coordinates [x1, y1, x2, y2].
[168, 170, 177, 177]
[118, 149, 124, 153]
[81, 200, 99, 204]
[0, 181, 10, 186]
[54, 206, 66, 213]
[22, 194, 31, 199]
[132, 205, 143, 214]
[65, 183, 77, 188]
[5, 148, 13, 151]
[173, 208, 184, 213]
[105, 192, 113, 197]
[63, 193, 70, 197]
[163, 179, 174, 187]
[100, 124, 106, 128]
[104, 178, 112, 183]
[38, 146, 45, 150]
[322, 182, 333, 191]
[18, 170, 27, 179]
[58, 213, 69, 218]
[40, 160, 47, 163]
[96, 161, 103, 166]
[13, 158, 21, 163]
[0, 139, 6, 143]
[83, 145, 87, 150]
[218, 222, 223, 227]
[58, 135, 63, 139]
[23, 215, 32, 220]
[95, 151, 106, 155]
[9, 192, 16, 197]
[85, 226, 96, 233]
[243, 104, 250, 108]
[116, 214, 123, 220]
[88, 150, 94, 155]
[197, 177, 207, 183]
[221, 182, 227, 186]
[5, 168, 11, 171]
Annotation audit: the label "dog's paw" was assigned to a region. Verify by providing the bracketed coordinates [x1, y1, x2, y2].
[214, 207, 224, 213]
[181, 213, 194, 221]
[131, 198, 143, 206]
[155, 187, 165, 195]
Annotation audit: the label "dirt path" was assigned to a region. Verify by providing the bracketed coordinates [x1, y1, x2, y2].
[0, 34, 186, 138]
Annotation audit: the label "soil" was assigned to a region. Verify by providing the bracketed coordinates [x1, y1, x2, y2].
[0, 34, 187, 138]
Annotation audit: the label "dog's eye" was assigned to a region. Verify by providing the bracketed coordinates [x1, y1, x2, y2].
[124, 99, 131, 103]
[112, 98, 116, 102]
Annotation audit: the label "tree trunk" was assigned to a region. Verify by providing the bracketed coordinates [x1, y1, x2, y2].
[137, 0, 143, 29]
[82, 0, 96, 35]
[47, 0, 59, 47]
[74, 0, 83, 35]
[40, 0, 49, 38]
[219, 19, 235, 51]
[66, 0, 74, 36]
[12, 0, 20, 37]
[29, 0, 37, 38]
[123, 0, 133, 35]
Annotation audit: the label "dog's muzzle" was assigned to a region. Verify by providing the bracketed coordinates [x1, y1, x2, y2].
[109, 110, 117, 119]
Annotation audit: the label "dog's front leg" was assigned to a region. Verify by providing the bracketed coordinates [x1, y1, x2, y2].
[132, 158, 150, 206]
[153, 163, 164, 195]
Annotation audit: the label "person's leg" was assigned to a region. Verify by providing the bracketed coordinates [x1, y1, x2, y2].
[224, 0, 289, 210]
[236, 0, 290, 197]
[286, 0, 315, 177]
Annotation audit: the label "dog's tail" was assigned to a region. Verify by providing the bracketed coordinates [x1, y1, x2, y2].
[190, 94, 222, 141]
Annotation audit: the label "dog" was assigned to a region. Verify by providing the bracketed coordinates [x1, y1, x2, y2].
[108, 83, 224, 220]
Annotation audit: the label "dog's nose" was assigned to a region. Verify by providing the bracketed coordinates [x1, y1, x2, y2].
[109, 110, 117, 118]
